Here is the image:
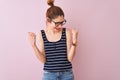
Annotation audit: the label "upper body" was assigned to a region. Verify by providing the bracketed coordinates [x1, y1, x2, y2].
[28, 0, 78, 71]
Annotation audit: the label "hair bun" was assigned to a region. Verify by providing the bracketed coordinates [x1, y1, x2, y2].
[47, 0, 54, 7]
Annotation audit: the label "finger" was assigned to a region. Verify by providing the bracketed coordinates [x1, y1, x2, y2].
[28, 32, 33, 36]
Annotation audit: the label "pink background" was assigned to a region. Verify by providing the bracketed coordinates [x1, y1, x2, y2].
[0, 0, 120, 80]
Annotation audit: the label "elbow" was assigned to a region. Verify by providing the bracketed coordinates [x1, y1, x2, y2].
[67, 54, 74, 62]
[39, 59, 46, 64]
[36, 56, 46, 64]
[41, 60, 46, 64]
[41, 58, 46, 64]
[68, 57, 73, 63]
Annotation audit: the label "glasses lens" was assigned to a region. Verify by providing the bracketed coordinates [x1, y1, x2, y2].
[56, 23, 60, 26]
[62, 20, 66, 25]
[52, 19, 66, 26]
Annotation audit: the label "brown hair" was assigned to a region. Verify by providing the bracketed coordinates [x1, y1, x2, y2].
[46, 0, 64, 20]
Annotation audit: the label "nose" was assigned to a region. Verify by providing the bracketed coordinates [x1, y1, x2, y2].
[57, 24, 62, 28]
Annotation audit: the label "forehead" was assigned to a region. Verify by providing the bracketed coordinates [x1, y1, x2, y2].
[53, 16, 64, 22]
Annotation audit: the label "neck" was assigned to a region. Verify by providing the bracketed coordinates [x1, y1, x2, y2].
[45, 26, 57, 34]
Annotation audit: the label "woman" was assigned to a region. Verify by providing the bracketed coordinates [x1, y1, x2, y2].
[28, 0, 78, 80]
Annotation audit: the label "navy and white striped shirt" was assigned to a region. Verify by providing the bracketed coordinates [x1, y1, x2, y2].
[41, 28, 72, 71]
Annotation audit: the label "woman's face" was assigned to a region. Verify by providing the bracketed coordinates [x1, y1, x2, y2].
[49, 16, 66, 31]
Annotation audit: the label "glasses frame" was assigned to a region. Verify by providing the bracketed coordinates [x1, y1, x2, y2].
[51, 19, 67, 27]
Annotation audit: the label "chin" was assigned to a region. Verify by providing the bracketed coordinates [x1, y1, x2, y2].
[55, 28, 62, 31]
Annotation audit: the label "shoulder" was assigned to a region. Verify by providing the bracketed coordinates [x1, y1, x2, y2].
[65, 28, 72, 39]
[65, 28, 72, 34]
[66, 28, 78, 35]
[36, 30, 44, 42]
[36, 30, 45, 53]
[65, 27, 79, 37]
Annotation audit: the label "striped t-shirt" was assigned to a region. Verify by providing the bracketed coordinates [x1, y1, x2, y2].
[41, 28, 72, 71]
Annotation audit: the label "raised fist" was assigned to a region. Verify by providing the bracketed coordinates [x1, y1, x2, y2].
[28, 32, 36, 46]
[71, 29, 78, 45]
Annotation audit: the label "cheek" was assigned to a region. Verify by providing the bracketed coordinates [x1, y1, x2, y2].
[50, 23, 56, 28]
[52, 24, 55, 27]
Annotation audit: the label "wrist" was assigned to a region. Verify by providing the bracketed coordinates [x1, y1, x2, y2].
[32, 43, 36, 47]
[72, 42, 77, 46]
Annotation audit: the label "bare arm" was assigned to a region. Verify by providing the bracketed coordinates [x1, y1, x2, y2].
[66, 28, 78, 62]
[28, 32, 46, 64]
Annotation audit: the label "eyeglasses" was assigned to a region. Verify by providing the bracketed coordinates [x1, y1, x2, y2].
[51, 19, 66, 27]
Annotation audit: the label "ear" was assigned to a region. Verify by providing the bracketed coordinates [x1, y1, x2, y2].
[46, 17, 51, 23]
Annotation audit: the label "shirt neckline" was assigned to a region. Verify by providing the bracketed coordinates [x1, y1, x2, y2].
[43, 28, 64, 43]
